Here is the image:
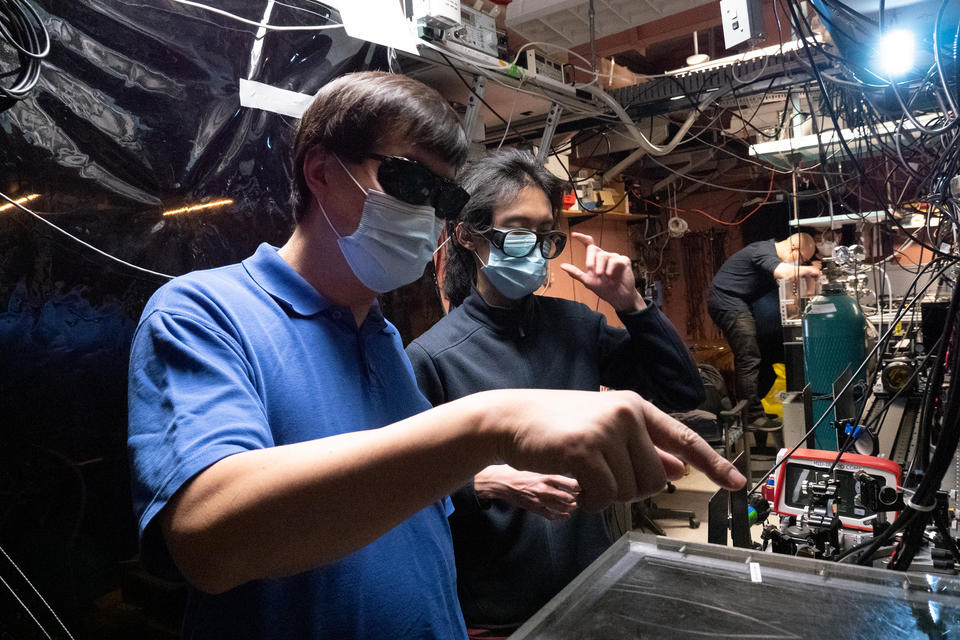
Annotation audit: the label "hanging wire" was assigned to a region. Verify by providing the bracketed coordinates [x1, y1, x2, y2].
[0, 0, 50, 109]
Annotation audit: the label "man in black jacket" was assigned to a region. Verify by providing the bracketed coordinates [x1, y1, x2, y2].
[707, 235, 820, 427]
[406, 148, 704, 636]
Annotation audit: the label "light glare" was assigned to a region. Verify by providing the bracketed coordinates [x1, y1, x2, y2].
[162, 198, 234, 216]
[0, 194, 40, 212]
[878, 29, 915, 77]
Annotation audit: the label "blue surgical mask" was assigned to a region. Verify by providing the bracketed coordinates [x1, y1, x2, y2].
[318, 156, 443, 293]
[477, 244, 548, 300]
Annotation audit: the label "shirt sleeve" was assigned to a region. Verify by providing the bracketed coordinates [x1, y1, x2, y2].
[128, 308, 272, 576]
[404, 341, 460, 515]
[405, 340, 479, 512]
[755, 245, 785, 276]
[405, 341, 445, 407]
[599, 304, 704, 411]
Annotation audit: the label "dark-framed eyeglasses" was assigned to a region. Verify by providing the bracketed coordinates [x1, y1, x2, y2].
[366, 153, 470, 221]
[471, 226, 567, 260]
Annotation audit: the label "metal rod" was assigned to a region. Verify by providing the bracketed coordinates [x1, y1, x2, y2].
[589, 0, 596, 74]
[536, 103, 563, 165]
[461, 74, 486, 143]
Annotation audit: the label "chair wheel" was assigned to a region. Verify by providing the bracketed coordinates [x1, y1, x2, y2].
[689, 517, 700, 529]
[666, 483, 676, 494]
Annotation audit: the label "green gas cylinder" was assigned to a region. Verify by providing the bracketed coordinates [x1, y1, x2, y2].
[802, 282, 866, 450]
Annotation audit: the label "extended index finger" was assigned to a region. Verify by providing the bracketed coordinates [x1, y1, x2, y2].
[571, 232, 595, 248]
[639, 399, 745, 490]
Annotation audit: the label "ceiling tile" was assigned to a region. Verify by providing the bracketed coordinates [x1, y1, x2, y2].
[507, 0, 715, 48]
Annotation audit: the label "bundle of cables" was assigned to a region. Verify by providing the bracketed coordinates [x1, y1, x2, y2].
[838, 274, 960, 569]
[779, 0, 960, 262]
[0, 0, 49, 111]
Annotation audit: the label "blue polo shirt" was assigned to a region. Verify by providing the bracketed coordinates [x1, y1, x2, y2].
[128, 243, 465, 639]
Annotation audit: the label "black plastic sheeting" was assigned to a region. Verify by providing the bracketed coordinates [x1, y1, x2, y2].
[0, 2, 430, 636]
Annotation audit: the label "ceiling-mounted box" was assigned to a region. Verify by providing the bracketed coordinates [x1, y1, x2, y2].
[720, 0, 764, 49]
[411, 0, 462, 30]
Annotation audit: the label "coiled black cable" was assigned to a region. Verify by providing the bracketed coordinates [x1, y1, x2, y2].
[0, 0, 50, 110]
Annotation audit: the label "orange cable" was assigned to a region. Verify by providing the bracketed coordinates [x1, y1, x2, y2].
[640, 169, 777, 227]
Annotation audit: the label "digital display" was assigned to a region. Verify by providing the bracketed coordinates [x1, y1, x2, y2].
[783, 463, 886, 519]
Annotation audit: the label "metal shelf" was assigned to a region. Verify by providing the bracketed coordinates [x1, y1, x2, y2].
[788, 211, 940, 229]
[788, 211, 886, 228]
[561, 210, 647, 220]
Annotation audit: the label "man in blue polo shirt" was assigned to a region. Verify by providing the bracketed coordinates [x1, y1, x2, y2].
[127, 71, 746, 639]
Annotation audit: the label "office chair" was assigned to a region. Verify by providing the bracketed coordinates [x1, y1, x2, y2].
[633, 365, 748, 534]
[677, 364, 749, 459]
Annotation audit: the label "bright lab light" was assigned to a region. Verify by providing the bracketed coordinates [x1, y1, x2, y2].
[878, 29, 915, 77]
[162, 198, 234, 216]
[0, 194, 40, 212]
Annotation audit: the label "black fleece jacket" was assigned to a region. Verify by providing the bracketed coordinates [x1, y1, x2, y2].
[405, 288, 703, 630]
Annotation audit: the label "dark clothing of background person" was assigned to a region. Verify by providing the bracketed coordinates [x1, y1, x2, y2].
[751, 289, 785, 401]
[406, 288, 703, 631]
[707, 240, 783, 424]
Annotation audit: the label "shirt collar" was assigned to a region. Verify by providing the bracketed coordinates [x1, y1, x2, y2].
[242, 244, 388, 329]
[242, 243, 333, 317]
[462, 285, 537, 335]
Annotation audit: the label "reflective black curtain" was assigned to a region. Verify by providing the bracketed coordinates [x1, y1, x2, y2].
[0, 2, 384, 636]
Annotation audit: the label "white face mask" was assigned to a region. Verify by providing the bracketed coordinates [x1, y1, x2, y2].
[817, 241, 836, 258]
[318, 156, 443, 293]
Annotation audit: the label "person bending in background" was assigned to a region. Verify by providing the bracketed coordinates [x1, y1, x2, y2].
[127, 72, 745, 639]
[406, 148, 706, 637]
[751, 289, 785, 408]
[707, 233, 821, 428]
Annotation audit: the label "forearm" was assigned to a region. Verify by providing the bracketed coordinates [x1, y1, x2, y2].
[161, 387, 745, 594]
[162, 394, 501, 594]
[773, 263, 819, 280]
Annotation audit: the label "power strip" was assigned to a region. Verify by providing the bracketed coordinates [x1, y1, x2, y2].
[419, 37, 578, 98]
[522, 49, 566, 84]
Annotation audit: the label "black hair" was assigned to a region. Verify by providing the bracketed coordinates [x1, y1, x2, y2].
[442, 147, 564, 307]
[291, 71, 469, 222]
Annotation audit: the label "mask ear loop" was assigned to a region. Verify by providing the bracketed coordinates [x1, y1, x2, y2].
[430, 229, 450, 292]
[315, 156, 368, 239]
[316, 197, 343, 240]
[334, 154, 367, 196]
[459, 223, 490, 268]
[433, 235, 450, 256]
[452, 221, 491, 270]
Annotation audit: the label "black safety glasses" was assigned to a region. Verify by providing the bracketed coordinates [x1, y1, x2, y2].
[472, 226, 567, 260]
[367, 153, 470, 221]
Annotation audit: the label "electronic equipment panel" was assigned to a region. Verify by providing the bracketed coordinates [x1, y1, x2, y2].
[765, 448, 901, 531]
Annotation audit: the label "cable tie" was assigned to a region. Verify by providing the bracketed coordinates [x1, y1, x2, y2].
[905, 495, 936, 512]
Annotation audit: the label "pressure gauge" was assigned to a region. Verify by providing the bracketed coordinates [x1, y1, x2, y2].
[832, 244, 866, 267]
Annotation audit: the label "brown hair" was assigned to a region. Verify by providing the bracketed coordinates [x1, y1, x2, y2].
[290, 71, 469, 221]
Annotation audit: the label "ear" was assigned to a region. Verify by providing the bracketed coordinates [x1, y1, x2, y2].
[302, 146, 329, 200]
[455, 222, 478, 251]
